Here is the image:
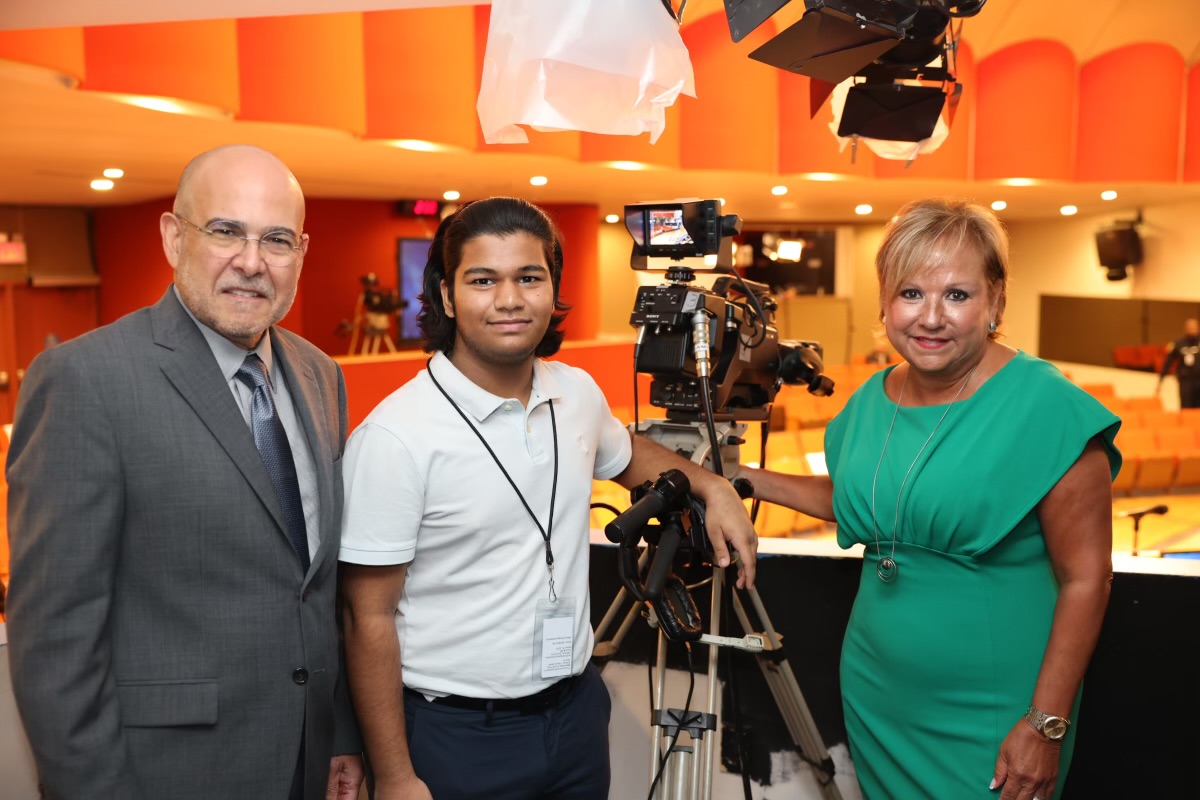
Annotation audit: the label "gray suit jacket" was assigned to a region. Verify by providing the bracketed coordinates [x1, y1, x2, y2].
[5, 289, 359, 799]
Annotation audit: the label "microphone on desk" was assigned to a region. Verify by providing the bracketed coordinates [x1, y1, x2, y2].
[1117, 504, 1169, 521]
[1117, 504, 1168, 556]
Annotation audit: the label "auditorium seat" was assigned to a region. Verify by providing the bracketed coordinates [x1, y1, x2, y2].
[1125, 396, 1164, 413]
[1080, 383, 1116, 398]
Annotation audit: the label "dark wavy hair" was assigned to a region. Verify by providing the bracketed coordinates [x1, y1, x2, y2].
[417, 196, 569, 357]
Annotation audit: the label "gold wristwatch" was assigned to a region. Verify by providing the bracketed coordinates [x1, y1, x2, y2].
[1024, 706, 1070, 741]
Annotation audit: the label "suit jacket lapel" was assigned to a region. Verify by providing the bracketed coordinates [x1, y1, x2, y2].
[272, 330, 336, 582]
[150, 290, 291, 540]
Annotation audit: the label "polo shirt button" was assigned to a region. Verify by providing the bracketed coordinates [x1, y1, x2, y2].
[292, 668, 309, 685]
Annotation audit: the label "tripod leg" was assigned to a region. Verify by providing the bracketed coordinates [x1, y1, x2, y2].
[732, 588, 843, 800]
[651, 629, 669, 795]
[696, 566, 723, 800]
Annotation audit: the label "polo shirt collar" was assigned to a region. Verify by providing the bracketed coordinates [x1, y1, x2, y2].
[428, 351, 563, 422]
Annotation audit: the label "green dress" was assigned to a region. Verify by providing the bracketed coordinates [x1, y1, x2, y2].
[825, 352, 1121, 799]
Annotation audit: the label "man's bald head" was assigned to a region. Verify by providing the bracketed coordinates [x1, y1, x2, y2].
[174, 145, 305, 225]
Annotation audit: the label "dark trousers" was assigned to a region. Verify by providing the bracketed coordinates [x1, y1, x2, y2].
[403, 664, 611, 800]
[1180, 379, 1200, 409]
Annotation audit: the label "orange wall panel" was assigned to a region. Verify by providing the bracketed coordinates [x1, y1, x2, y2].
[975, 40, 1075, 181]
[238, 14, 367, 134]
[11, 285, 99, 369]
[1184, 63, 1200, 182]
[93, 199, 175, 326]
[545, 204, 600, 341]
[82, 21, 239, 112]
[0, 27, 85, 83]
[1076, 43, 1185, 183]
[680, 12, 779, 172]
[364, 7, 478, 150]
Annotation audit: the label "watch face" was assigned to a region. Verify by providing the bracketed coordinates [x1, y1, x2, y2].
[1043, 717, 1069, 740]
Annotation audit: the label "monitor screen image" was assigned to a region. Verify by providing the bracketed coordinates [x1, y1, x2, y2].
[649, 209, 693, 246]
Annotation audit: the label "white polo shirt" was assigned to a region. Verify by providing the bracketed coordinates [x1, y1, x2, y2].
[339, 352, 632, 698]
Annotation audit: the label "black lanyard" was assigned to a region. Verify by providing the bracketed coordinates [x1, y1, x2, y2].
[427, 358, 560, 599]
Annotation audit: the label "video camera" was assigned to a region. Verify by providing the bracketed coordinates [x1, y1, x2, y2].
[360, 273, 407, 315]
[625, 200, 833, 423]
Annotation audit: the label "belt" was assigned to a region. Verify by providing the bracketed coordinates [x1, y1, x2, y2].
[406, 673, 581, 714]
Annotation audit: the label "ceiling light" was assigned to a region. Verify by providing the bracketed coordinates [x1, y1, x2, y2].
[90, 179, 115, 191]
[605, 214, 619, 224]
[1060, 205, 1078, 216]
[801, 172, 840, 181]
[1002, 177, 1037, 187]
[771, 185, 788, 196]
[1101, 190, 1118, 201]
[991, 200, 1007, 211]
[386, 139, 445, 152]
[101, 93, 230, 119]
[443, 190, 461, 201]
[855, 204, 873, 215]
[776, 240, 803, 261]
[530, 176, 548, 186]
[605, 161, 646, 171]
[102, 168, 124, 179]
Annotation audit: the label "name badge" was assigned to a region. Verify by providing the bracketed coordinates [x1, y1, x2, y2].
[533, 596, 575, 681]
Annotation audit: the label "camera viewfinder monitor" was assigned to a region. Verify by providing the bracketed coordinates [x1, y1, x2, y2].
[625, 200, 729, 267]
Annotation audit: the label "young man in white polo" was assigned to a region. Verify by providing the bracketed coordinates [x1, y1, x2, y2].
[339, 197, 757, 800]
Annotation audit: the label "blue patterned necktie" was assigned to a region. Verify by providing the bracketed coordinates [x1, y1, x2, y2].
[236, 354, 310, 573]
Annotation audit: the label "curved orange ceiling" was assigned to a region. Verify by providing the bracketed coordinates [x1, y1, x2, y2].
[1, 9, 1197, 188]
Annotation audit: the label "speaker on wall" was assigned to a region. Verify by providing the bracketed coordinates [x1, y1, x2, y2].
[1095, 224, 1143, 281]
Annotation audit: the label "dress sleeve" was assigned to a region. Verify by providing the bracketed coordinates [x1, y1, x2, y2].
[971, 359, 1121, 556]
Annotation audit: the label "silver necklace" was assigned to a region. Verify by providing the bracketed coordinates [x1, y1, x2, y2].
[870, 363, 979, 582]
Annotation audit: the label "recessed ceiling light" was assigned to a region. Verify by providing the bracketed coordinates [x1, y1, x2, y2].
[855, 204, 873, 215]
[605, 161, 646, 171]
[386, 139, 445, 152]
[1101, 190, 1118, 201]
[100, 93, 230, 119]
[1002, 177, 1038, 187]
[801, 172, 840, 181]
[605, 214, 619, 224]
[1060, 205, 1078, 216]
[90, 179, 114, 191]
[771, 185, 788, 196]
[991, 200, 1007, 211]
[103, 168, 124, 179]
[443, 190, 461, 201]
[529, 176, 548, 187]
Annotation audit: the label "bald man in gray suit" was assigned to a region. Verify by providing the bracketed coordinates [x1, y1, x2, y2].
[5, 145, 363, 799]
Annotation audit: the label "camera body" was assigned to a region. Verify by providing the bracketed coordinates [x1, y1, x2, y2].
[625, 201, 833, 423]
[359, 273, 407, 315]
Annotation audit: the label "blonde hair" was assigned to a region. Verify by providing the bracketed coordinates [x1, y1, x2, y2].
[876, 198, 1009, 337]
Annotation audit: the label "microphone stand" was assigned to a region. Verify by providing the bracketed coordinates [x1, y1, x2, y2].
[1117, 504, 1169, 556]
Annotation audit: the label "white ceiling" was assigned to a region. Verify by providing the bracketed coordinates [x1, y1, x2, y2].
[2, 0, 1199, 224]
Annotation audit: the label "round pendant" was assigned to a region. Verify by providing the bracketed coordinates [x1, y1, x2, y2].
[877, 557, 898, 583]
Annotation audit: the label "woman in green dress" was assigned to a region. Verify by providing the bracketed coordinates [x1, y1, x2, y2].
[742, 199, 1120, 800]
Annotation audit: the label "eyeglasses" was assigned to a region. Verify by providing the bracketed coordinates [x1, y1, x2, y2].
[174, 214, 303, 267]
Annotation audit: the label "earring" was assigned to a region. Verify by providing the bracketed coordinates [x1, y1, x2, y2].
[988, 320, 997, 333]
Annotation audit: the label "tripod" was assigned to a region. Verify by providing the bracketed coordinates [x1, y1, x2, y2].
[347, 293, 398, 355]
[594, 418, 843, 800]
